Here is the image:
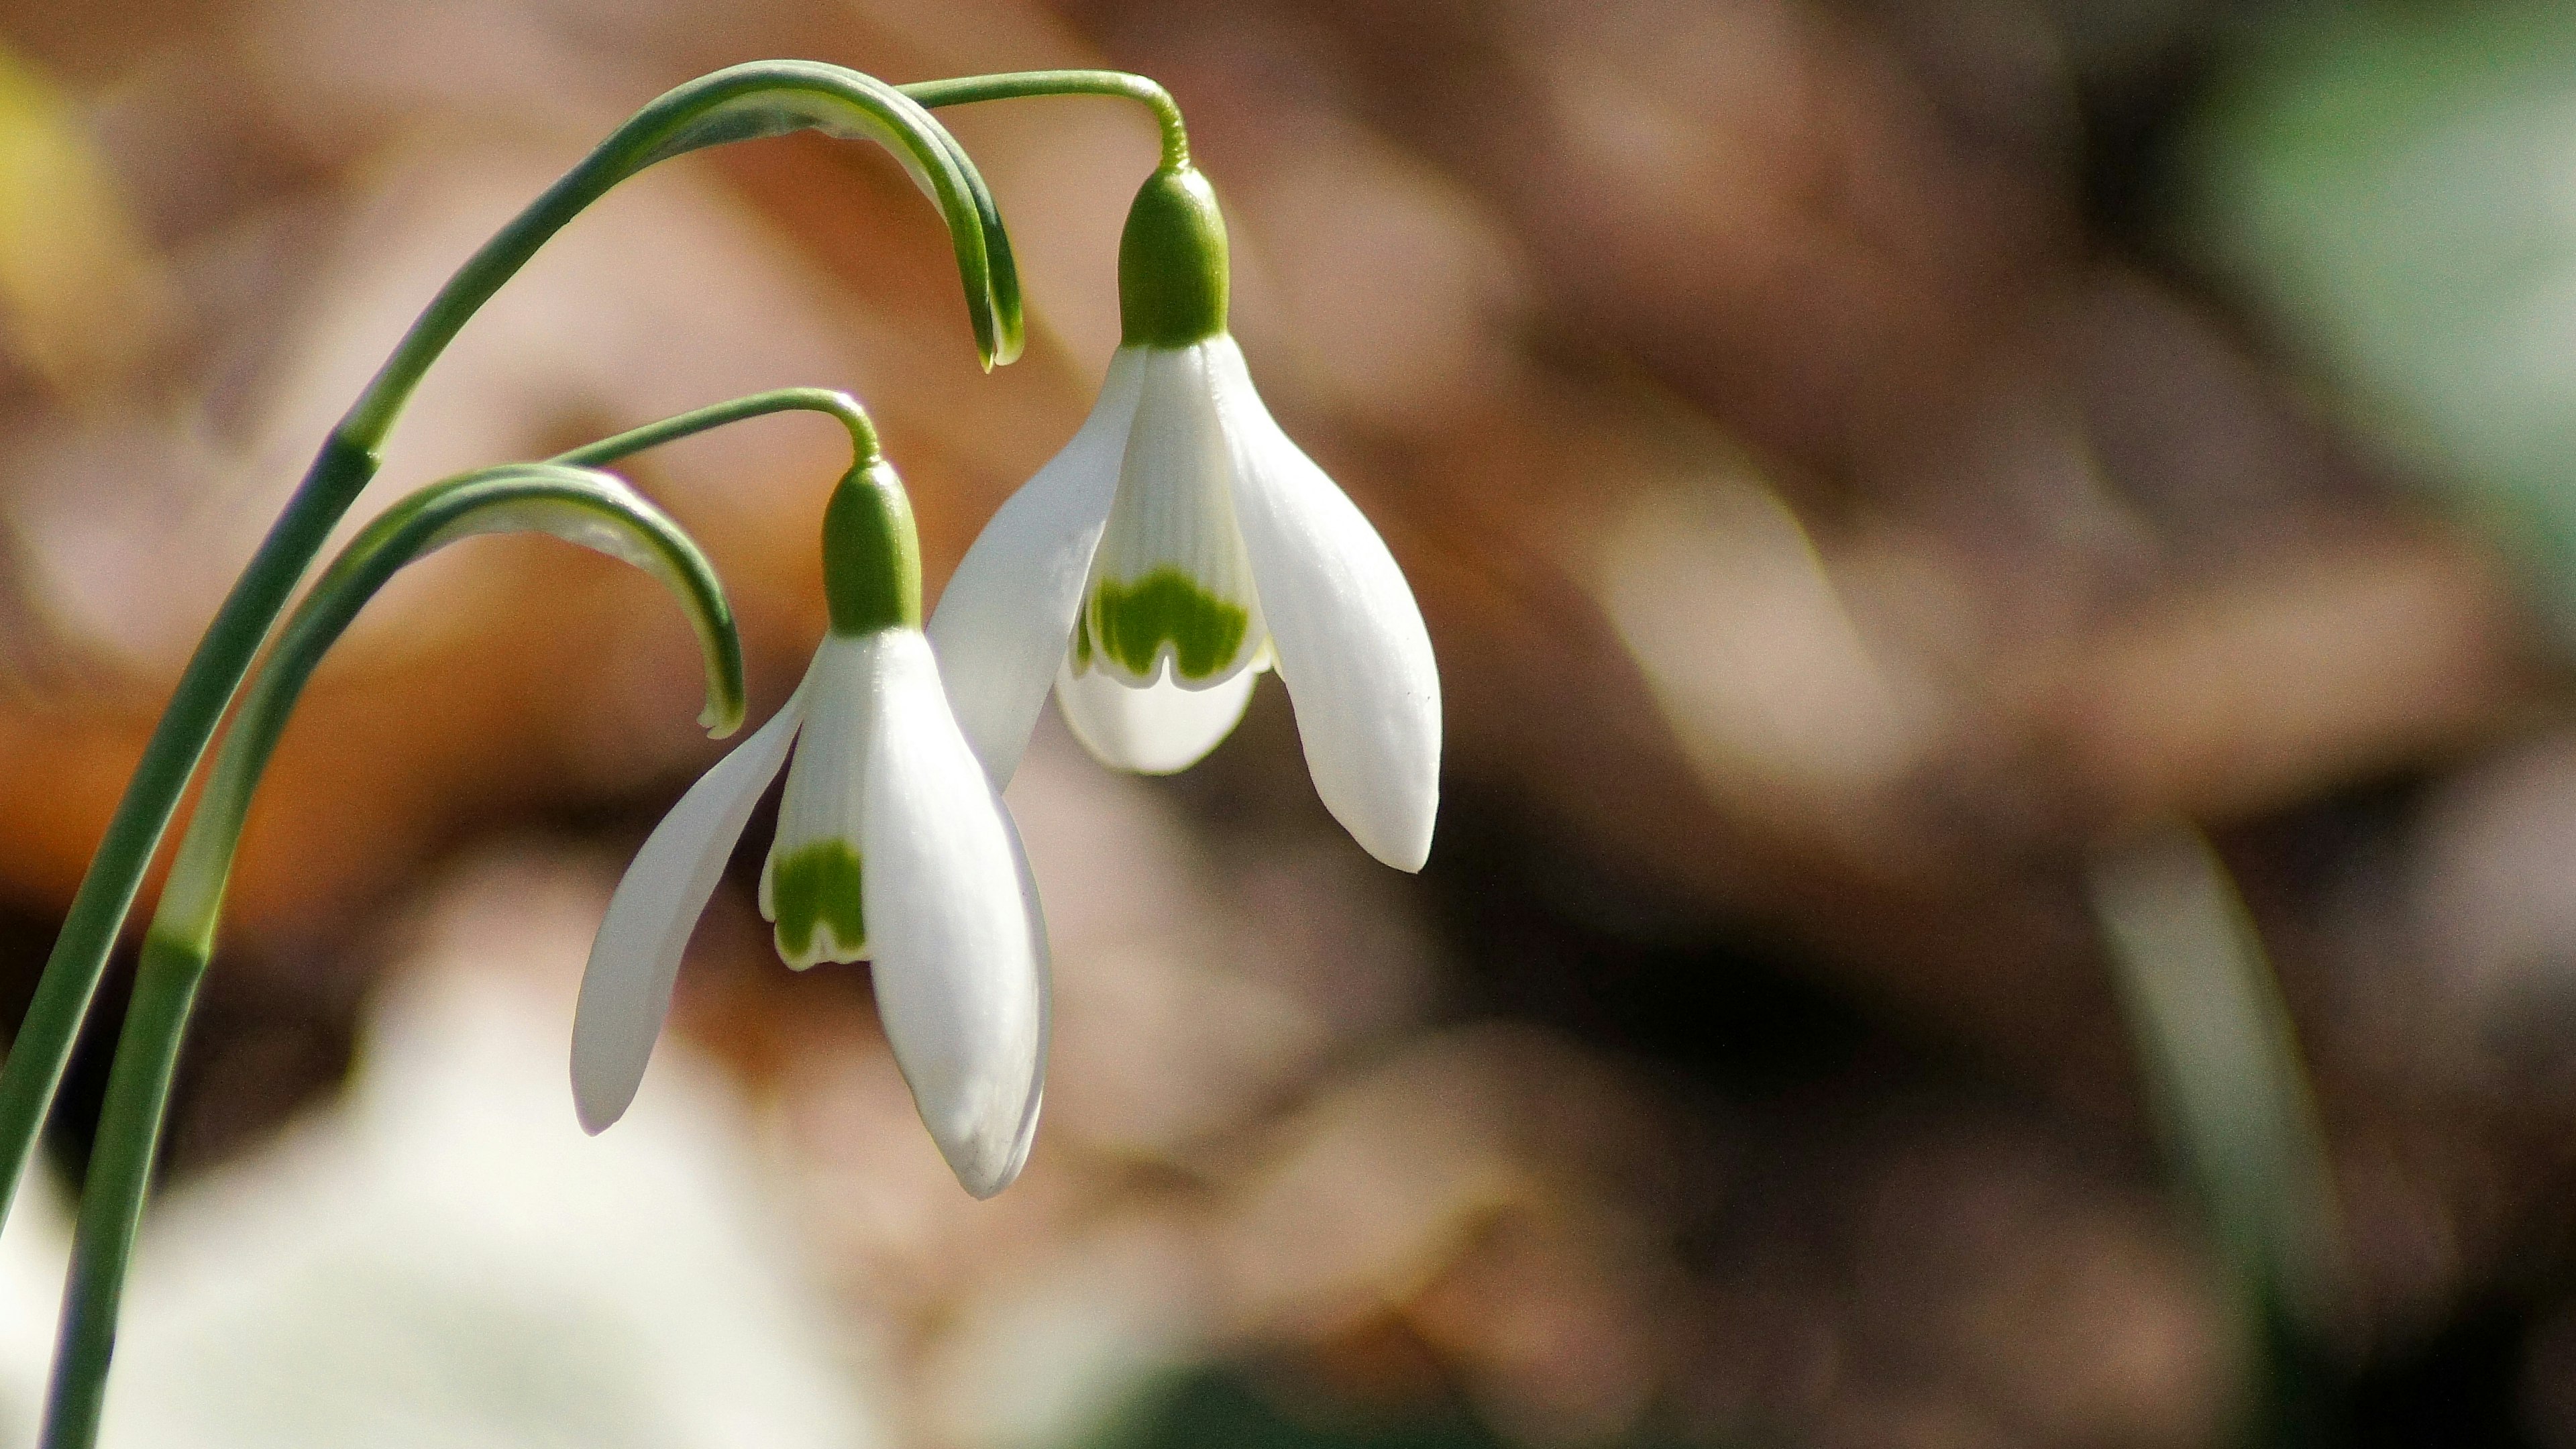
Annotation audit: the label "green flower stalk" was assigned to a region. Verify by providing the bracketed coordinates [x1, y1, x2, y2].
[42, 464, 745, 1449]
[0, 60, 1022, 1242]
[900, 69, 1191, 170]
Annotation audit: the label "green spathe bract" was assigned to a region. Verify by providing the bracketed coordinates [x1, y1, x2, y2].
[1085, 567, 1251, 682]
[769, 839, 867, 963]
[1118, 166, 1229, 348]
[823, 460, 923, 635]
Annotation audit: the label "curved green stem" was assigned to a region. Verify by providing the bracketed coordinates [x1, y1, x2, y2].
[902, 70, 1191, 172]
[350, 60, 1019, 432]
[551, 386, 879, 472]
[40, 464, 743, 1449]
[0, 62, 1011, 1247]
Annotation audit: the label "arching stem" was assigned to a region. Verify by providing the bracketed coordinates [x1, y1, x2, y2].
[902, 70, 1191, 171]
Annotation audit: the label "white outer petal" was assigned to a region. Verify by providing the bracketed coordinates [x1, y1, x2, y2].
[990, 804, 1051, 1189]
[1054, 657, 1260, 775]
[860, 631, 1049, 1197]
[926, 350, 1146, 786]
[1212, 337, 1442, 870]
[572, 680, 809, 1133]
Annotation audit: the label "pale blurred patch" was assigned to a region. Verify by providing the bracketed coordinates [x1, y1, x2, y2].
[2407, 732, 2576, 1095]
[1599, 481, 1941, 837]
[0, 849, 891, 1448]
[0, 42, 176, 400]
[1230, 115, 1532, 431]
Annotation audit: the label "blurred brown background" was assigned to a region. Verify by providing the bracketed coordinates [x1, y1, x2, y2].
[0, 0, 2571, 1444]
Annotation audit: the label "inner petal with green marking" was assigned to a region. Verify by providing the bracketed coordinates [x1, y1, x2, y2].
[766, 838, 866, 967]
[1079, 345, 1269, 687]
[1081, 568, 1253, 683]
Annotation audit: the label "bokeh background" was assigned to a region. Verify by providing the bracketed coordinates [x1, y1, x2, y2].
[0, 0, 2572, 1443]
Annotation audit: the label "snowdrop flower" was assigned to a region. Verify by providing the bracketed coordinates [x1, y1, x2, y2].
[573, 458, 1046, 1197]
[929, 164, 1440, 871]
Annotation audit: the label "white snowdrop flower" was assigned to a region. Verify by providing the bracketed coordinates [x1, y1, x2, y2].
[928, 164, 1441, 871]
[574, 458, 1046, 1197]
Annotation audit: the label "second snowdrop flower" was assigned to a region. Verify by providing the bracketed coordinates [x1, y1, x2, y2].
[930, 164, 1441, 871]
[573, 454, 1046, 1198]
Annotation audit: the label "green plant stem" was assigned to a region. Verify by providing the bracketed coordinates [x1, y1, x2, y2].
[0, 431, 374, 1232]
[551, 386, 878, 470]
[0, 62, 1006, 1248]
[902, 70, 1191, 170]
[42, 464, 743, 1449]
[38, 934, 197, 1449]
[2088, 824, 2345, 1444]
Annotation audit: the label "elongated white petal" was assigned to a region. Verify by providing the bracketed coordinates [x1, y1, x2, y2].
[763, 635, 876, 969]
[572, 681, 809, 1133]
[1079, 344, 1268, 689]
[860, 631, 1048, 1197]
[1054, 656, 1260, 775]
[1211, 337, 1442, 870]
[989, 803, 1051, 1189]
[927, 350, 1146, 786]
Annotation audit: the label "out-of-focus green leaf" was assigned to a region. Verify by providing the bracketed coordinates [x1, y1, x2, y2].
[2181, 0, 2576, 631]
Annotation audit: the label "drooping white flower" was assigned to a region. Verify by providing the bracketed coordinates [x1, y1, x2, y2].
[574, 460, 1046, 1198]
[928, 164, 1440, 871]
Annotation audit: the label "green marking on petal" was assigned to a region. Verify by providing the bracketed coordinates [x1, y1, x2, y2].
[768, 839, 866, 965]
[1088, 568, 1249, 682]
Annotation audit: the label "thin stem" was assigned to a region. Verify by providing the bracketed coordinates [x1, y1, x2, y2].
[38, 936, 200, 1449]
[0, 61, 1000, 1243]
[2088, 824, 2345, 1444]
[0, 431, 375, 1234]
[42, 463, 743, 1449]
[902, 70, 1190, 171]
[352, 62, 1004, 441]
[551, 386, 879, 471]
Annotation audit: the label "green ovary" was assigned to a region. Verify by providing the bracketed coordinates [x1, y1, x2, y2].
[1085, 568, 1249, 682]
[768, 839, 865, 965]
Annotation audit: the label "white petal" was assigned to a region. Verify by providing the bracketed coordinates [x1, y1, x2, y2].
[763, 635, 877, 968]
[989, 804, 1051, 1188]
[572, 680, 808, 1133]
[1211, 337, 1442, 870]
[926, 350, 1146, 786]
[860, 631, 1049, 1197]
[1079, 344, 1268, 688]
[1054, 655, 1260, 775]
